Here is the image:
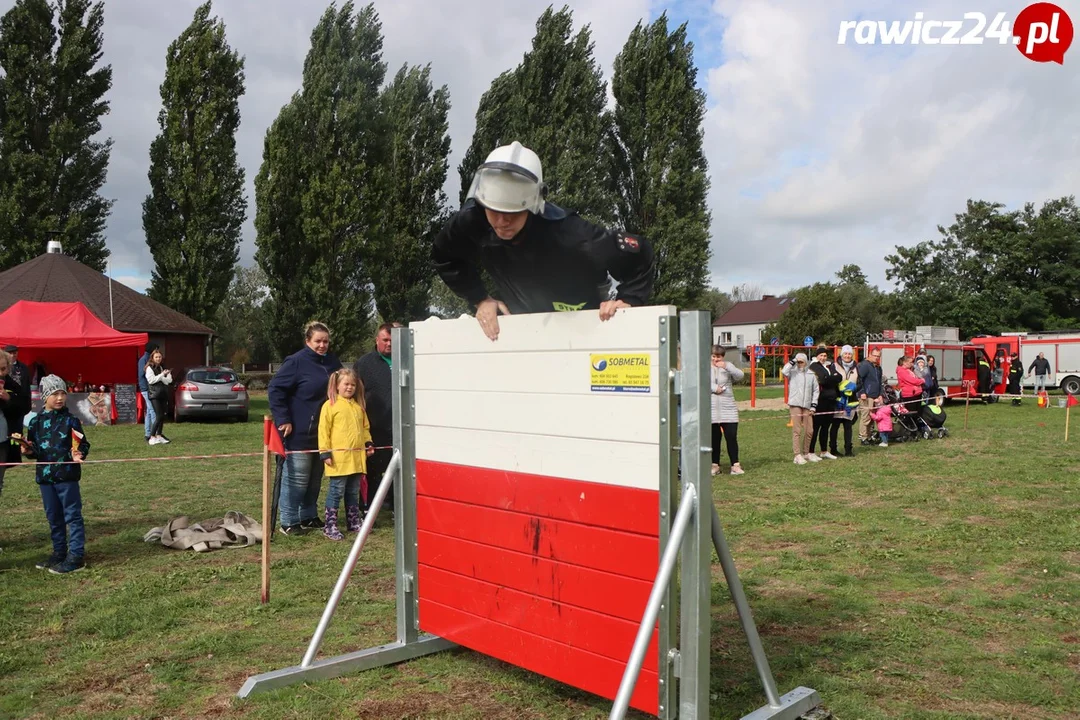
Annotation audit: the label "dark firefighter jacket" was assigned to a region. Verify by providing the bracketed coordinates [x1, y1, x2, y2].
[431, 200, 656, 315]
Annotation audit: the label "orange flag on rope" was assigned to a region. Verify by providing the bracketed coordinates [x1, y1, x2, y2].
[263, 416, 286, 457]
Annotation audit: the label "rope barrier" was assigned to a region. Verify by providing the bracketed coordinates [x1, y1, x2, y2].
[0, 444, 394, 469]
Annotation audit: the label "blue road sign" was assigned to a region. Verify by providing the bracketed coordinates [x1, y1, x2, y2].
[804, 336, 814, 346]
[755, 346, 766, 358]
[770, 337, 780, 346]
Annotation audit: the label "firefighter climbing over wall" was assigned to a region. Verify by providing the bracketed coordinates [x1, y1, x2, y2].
[431, 141, 657, 341]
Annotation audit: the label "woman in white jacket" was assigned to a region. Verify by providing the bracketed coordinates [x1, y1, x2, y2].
[782, 352, 820, 465]
[710, 346, 744, 475]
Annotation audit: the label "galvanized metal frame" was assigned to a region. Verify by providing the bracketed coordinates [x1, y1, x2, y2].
[610, 311, 824, 720]
[657, 313, 679, 719]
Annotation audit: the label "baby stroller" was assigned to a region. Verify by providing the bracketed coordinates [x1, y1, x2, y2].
[872, 385, 930, 443]
[919, 398, 949, 438]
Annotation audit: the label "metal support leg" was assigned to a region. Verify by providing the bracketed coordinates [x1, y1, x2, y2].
[712, 503, 824, 720]
[301, 450, 402, 667]
[610, 484, 698, 720]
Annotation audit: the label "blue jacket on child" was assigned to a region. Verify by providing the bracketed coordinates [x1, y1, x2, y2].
[25, 407, 91, 485]
[268, 346, 343, 451]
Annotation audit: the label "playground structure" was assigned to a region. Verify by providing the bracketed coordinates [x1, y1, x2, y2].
[238, 307, 825, 719]
[747, 342, 862, 408]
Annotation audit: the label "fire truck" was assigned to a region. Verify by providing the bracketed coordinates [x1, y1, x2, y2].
[968, 331, 1080, 396]
[864, 327, 992, 401]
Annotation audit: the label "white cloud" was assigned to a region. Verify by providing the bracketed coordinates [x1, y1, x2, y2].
[701, 0, 1080, 295]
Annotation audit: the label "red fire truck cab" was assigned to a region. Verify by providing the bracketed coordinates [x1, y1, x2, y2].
[968, 331, 1080, 396]
[865, 328, 992, 401]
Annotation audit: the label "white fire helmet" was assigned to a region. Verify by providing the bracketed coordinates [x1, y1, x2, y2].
[466, 141, 546, 214]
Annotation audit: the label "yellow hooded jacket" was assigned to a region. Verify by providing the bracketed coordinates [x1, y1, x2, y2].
[317, 396, 373, 477]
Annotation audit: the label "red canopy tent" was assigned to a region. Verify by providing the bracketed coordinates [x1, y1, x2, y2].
[0, 300, 149, 387]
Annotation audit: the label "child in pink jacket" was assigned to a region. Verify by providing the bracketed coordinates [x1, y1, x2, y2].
[870, 402, 892, 447]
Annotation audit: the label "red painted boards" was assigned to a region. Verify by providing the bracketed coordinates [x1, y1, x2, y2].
[416, 460, 661, 716]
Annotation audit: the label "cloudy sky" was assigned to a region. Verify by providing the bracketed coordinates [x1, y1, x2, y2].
[8, 0, 1079, 297]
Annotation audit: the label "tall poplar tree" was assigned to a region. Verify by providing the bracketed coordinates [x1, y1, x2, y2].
[0, 0, 113, 271]
[607, 13, 711, 308]
[367, 63, 451, 323]
[255, 1, 389, 357]
[143, 1, 246, 324]
[458, 6, 613, 223]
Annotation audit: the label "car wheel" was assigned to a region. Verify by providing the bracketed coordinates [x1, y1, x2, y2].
[1060, 376, 1080, 396]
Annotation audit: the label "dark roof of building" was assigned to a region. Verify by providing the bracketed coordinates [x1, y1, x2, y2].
[0, 251, 214, 336]
[713, 295, 792, 326]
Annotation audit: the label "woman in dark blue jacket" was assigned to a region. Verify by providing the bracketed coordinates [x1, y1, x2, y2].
[268, 321, 342, 534]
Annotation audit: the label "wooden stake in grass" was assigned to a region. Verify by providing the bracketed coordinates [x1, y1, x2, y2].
[261, 415, 272, 605]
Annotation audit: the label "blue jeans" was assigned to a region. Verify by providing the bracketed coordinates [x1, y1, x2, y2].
[142, 391, 156, 438]
[325, 473, 363, 512]
[40, 481, 85, 558]
[279, 451, 323, 527]
[1033, 375, 1048, 393]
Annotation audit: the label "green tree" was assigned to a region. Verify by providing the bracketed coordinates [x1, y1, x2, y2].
[143, 1, 246, 325]
[606, 13, 710, 307]
[0, 0, 113, 271]
[214, 264, 274, 364]
[254, 1, 388, 358]
[458, 5, 613, 223]
[367, 63, 451, 323]
[885, 197, 1080, 335]
[763, 266, 895, 346]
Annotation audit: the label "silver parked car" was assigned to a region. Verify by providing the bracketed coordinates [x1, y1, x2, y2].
[174, 366, 249, 422]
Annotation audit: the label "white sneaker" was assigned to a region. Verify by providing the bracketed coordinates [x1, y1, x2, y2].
[821, 452, 838, 460]
[794, 455, 807, 465]
[878, 442, 889, 447]
[730, 463, 745, 475]
[806, 453, 822, 462]
[711, 463, 721, 476]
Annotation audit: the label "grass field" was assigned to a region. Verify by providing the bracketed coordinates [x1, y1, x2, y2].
[0, 393, 1077, 719]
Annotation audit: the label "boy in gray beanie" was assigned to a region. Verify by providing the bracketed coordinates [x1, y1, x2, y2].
[15, 374, 90, 574]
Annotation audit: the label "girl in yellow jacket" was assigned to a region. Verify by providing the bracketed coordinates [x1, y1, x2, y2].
[318, 368, 374, 540]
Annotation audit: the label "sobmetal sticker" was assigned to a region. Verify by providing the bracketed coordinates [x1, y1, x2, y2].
[590, 353, 651, 393]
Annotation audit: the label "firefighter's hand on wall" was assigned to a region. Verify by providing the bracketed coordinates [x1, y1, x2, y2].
[476, 297, 511, 341]
[599, 299, 630, 321]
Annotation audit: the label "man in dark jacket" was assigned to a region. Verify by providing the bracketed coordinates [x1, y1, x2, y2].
[354, 322, 398, 514]
[855, 347, 883, 444]
[1028, 352, 1051, 394]
[3, 345, 29, 390]
[432, 141, 656, 341]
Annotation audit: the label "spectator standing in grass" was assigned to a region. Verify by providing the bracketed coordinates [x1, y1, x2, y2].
[783, 353, 819, 465]
[137, 342, 160, 444]
[829, 345, 859, 457]
[0, 349, 31, 501]
[354, 322, 400, 515]
[269, 321, 343, 535]
[808, 346, 841, 460]
[709, 346, 744, 476]
[15, 374, 90, 574]
[856, 347, 883, 445]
